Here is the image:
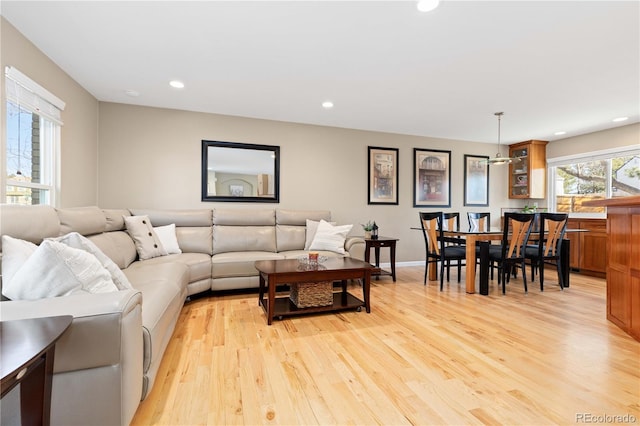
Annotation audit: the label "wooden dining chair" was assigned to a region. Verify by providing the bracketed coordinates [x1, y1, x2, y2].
[467, 212, 490, 232]
[485, 212, 535, 294]
[442, 212, 465, 282]
[525, 213, 568, 291]
[419, 212, 466, 290]
[467, 212, 497, 278]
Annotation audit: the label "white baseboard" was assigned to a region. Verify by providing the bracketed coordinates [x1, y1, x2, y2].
[376, 261, 425, 268]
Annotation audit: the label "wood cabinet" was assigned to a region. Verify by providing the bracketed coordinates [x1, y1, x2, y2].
[566, 218, 607, 275]
[584, 196, 640, 342]
[508, 140, 548, 199]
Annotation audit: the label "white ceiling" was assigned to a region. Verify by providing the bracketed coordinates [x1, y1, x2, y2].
[2, 1, 639, 144]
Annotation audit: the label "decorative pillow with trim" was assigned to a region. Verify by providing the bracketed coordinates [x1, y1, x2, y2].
[123, 215, 167, 260]
[2, 240, 118, 300]
[309, 219, 353, 255]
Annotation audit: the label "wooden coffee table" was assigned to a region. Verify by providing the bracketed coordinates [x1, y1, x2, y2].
[255, 257, 374, 325]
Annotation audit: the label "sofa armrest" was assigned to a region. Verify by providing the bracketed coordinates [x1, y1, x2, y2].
[0, 290, 143, 373]
[345, 236, 365, 260]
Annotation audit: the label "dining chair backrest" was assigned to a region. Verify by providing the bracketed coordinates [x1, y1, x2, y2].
[501, 213, 535, 260]
[531, 212, 542, 233]
[468, 212, 490, 232]
[442, 212, 461, 232]
[419, 212, 443, 255]
[538, 213, 568, 258]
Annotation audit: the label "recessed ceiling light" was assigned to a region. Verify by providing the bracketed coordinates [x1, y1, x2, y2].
[612, 116, 628, 122]
[554, 131, 566, 136]
[417, 0, 440, 13]
[322, 101, 334, 109]
[124, 89, 140, 97]
[169, 80, 185, 89]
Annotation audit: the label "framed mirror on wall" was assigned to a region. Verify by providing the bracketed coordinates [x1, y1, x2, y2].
[201, 140, 280, 203]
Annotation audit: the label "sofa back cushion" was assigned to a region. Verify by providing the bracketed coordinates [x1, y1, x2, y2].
[213, 208, 275, 226]
[276, 209, 331, 226]
[211, 208, 276, 254]
[103, 208, 130, 231]
[130, 209, 213, 255]
[130, 209, 212, 227]
[275, 209, 331, 252]
[88, 231, 138, 270]
[176, 227, 213, 255]
[275, 225, 306, 252]
[0, 204, 60, 250]
[213, 226, 276, 254]
[57, 206, 107, 236]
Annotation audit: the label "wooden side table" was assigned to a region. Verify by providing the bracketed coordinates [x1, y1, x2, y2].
[1, 315, 72, 426]
[364, 236, 398, 282]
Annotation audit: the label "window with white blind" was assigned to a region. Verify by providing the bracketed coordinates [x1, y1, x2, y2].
[548, 146, 640, 217]
[4, 67, 65, 206]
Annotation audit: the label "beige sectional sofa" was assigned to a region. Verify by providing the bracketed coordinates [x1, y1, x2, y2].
[0, 204, 364, 426]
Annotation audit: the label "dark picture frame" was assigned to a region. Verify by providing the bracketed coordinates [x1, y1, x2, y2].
[368, 146, 399, 205]
[201, 140, 280, 203]
[464, 154, 490, 206]
[413, 148, 451, 207]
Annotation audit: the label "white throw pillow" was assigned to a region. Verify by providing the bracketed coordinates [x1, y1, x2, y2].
[123, 215, 167, 260]
[1, 235, 37, 288]
[304, 219, 337, 250]
[153, 224, 182, 254]
[2, 240, 118, 300]
[309, 220, 353, 254]
[52, 232, 134, 290]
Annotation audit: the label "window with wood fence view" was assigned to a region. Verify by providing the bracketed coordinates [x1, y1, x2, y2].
[554, 155, 640, 214]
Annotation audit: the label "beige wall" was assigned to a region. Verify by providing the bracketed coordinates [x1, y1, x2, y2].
[1, 17, 99, 207]
[98, 102, 516, 263]
[547, 123, 639, 159]
[98, 102, 639, 263]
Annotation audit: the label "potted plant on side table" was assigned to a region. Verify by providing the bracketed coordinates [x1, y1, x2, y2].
[361, 221, 374, 239]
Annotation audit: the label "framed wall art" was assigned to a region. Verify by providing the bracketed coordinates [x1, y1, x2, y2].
[368, 146, 399, 205]
[413, 148, 451, 207]
[464, 154, 490, 206]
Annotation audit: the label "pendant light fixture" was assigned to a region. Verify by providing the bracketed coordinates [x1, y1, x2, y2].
[486, 112, 518, 165]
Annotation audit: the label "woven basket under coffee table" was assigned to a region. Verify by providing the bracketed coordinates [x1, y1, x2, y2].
[289, 281, 333, 308]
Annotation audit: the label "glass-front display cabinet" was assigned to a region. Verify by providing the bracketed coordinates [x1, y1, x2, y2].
[508, 140, 548, 199]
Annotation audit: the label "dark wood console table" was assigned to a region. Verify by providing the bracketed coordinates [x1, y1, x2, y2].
[1, 315, 72, 426]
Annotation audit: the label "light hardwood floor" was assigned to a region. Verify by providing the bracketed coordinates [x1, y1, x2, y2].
[132, 267, 640, 425]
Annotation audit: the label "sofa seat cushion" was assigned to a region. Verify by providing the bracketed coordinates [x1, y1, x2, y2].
[128, 253, 212, 285]
[123, 262, 188, 374]
[211, 251, 284, 279]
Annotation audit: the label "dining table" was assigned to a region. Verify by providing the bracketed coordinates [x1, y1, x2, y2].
[413, 227, 585, 295]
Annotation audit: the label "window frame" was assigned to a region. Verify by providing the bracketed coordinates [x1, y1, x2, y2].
[547, 145, 640, 218]
[3, 67, 64, 206]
